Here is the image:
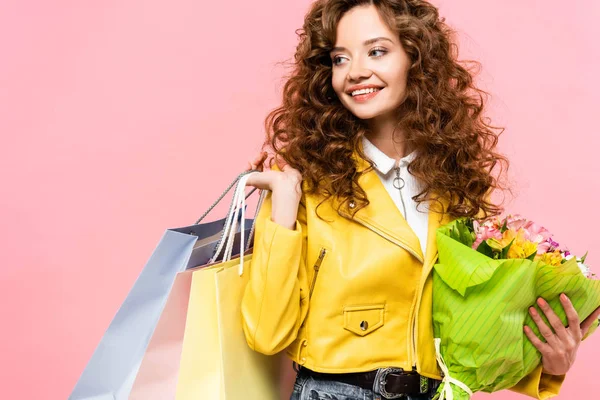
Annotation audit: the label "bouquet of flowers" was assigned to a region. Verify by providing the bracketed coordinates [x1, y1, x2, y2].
[432, 214, 600, 400]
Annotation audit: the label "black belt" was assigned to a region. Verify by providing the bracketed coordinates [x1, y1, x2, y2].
[300, 366, 439, 398]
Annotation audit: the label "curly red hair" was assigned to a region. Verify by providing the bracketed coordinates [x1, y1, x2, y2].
[262, 0, 511, 220]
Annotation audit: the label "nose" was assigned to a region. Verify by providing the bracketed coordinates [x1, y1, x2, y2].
[347, 61, 372, 82]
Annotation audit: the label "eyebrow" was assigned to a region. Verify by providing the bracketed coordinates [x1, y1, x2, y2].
[330, 37, 394, 54]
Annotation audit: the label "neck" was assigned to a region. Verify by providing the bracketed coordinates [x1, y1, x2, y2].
[365, 116, 413, 162]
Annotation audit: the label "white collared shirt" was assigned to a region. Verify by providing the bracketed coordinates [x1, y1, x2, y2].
[361, 135, 429, 257]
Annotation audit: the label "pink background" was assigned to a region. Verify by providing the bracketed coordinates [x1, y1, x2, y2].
[1, 0, 598, 398]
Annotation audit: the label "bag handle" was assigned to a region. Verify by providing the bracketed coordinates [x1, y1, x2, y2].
[194, 170, 259, 225]
[210, 171, 266, 275]
[195, 169, 266, 266]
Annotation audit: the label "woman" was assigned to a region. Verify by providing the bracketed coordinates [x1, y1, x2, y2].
[242, 1, 598, 399]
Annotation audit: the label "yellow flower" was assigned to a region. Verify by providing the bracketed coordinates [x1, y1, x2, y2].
[507, 242, 537, 259]
[485, 228, 539, 259]
[487, 229, 516, 251]
[535, 250, 563, 266]
[505, 229, 538, 259]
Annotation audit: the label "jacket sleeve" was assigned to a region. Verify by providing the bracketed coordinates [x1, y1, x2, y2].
[506, 364, 565, 399]
[241, 183, 310, 355]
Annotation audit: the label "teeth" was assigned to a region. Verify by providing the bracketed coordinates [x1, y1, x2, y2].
[352, 87, 380, 96]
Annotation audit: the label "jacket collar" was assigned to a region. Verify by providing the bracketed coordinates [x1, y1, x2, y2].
[334, 139, 453, 273]
[360, 135, 417, 175]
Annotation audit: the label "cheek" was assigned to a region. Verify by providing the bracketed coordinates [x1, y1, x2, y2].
[331, 71, 345, 95]
[381, 57, 410, 87]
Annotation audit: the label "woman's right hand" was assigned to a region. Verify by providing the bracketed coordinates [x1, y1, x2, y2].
[245, 151, 303, 230]
[245, 151, 302, 197]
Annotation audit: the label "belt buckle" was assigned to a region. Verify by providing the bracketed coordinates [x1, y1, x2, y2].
[373, 367, 405, 399]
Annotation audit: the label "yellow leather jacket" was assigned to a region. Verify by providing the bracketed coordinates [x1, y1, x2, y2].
[241, 145, 568, 399]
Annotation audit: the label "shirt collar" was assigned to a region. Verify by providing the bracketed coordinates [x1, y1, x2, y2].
[360, 135, 417, 175]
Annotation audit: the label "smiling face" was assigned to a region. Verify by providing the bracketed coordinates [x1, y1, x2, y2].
[330, 5, 411, 123]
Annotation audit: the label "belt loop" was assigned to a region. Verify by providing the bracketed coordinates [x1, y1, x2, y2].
[419, 375, 429, 394]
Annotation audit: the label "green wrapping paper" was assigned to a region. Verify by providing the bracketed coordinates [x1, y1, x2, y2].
[432, 219, 600, 400]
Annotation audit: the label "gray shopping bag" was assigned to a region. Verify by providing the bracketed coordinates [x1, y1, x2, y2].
[69, 172, 263, 400]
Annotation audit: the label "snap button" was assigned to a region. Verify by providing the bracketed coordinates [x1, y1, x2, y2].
[300, 357, 306, 364]
[343, 304, 384, 336]
[349, 200, 356, 209]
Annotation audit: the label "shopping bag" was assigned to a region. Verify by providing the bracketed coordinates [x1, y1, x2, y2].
[129, 244, 253, 399]
[176, 171, 281, 400]
[70, 173, 260, 400]
[128, 270, 193, 400]
[129, 172, 265, 399]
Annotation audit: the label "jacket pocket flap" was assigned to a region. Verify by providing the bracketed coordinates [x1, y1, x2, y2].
[343, 304, 385, 336]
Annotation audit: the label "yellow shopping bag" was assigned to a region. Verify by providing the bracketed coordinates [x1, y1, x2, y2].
[175, 252, 281, 400]
[176, 170, 282, 400]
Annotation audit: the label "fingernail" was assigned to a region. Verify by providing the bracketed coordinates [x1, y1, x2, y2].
[560, 293, 567, 301]
[537, 298, 545, 306]
[529, 307, 537, 315]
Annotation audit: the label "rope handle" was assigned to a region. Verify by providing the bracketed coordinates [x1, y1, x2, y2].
[433, 337, 473, 400]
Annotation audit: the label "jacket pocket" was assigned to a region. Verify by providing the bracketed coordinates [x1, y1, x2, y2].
[308, 246, 328, 299]
[343, 304, 385, 336]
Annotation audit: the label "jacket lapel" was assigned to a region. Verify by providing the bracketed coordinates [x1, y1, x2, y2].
[335, 143, 453, 269]
[422, 194, 453, 277]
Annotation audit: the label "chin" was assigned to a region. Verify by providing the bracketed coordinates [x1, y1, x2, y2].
[347, 107, 389, 121]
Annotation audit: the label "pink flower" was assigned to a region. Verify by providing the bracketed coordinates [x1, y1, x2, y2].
[524, 223, 554, 254]
[505, 214, 554, 254]
[505, 214, 529, 232]
[472, 218, 503, 249]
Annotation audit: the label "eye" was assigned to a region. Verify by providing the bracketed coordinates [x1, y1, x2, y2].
[331, 47, 388, 67]
[332, 55, 347, 66]
[370, 47, 388, 57]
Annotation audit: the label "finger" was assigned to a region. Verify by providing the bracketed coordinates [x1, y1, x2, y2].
[254, 151, 268, 165]
[244, 171, 271, 190]
[529, 305, 560, 347]
[536, 297, 569, 341]
[524, 325, 552, 355]
[581, 305, 600, 337]
[251, 152, 268, 171]
[559, 293, 582, 340]
[260, 152, 270, 170]
[274, 153, 286, 170]
[264, 154, 276, 170]
[273, 154, 290, 172]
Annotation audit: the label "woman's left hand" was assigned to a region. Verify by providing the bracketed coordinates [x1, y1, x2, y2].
[524, 293, 600, 375]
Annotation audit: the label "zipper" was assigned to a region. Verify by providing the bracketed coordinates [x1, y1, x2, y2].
[411, 300, 418, 370]
[393, 166, 408, 222]
[308, 247, 327, 298]
[395, 164, 418, 369]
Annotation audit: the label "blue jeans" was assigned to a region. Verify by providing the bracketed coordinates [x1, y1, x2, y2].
[290, 368, 441, 400]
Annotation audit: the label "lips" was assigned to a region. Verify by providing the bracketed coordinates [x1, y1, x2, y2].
[351, 87, 383, 103]
[350, 88, 382, 97]
[346, 86, 384, 96]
